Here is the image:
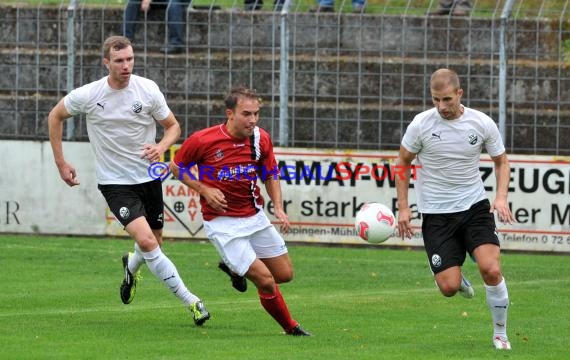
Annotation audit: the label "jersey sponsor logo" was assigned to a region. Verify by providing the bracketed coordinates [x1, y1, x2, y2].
[431, 132, 442, 141]
[217, 164, 257, 181]
[431, 254, 442, 268]
[131, 101, 142, 113]
[96, 102, 105, 110]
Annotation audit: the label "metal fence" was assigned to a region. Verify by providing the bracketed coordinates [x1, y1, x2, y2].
[0, 0, 568, 155]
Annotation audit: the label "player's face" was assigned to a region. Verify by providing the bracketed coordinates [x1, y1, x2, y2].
[431, 84, 463, 120]
[104, 46, 134, 89]
[226, 97, 260, 139]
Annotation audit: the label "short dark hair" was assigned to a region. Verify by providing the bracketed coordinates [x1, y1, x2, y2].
[224, 86, 261, 110]
[103, 36, 132, 60]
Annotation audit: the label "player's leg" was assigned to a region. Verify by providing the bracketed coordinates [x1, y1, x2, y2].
[422, 212, 471, 297]
[208, 233, 294, 331]
[98, 184, 146, 304]
[119, 228, 162, 297]
[208, 231, 298, 332]
[472, 243, 502, 285]
[126, 217, 210, 324]
[467, 199, 510, 349]
[246, 258, 309, 335]
[143, 179, 210, 324]
[121, 191, 161, 279]
[261, 254, 293, 284]
[249, 226, 310, 336]
[204, 217, 250, 292]
[433, 265, 463, 296]
[218, 260, 248, 292]
[120, 243, 144, 305]
[472, 243, 510, 349]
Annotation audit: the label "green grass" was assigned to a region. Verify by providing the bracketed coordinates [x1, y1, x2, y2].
[1, 234, 569, 359]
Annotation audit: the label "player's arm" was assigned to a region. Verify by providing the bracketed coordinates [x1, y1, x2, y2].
[395, 145, 417, 239]
[142, 112, 181, 162]
[264, 176, 290, 233]
[491, 152, 515, 224]
[48, 98, 79, 186]
[169, 161, 228, 213]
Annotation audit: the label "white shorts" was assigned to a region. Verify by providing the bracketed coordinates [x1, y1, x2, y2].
[203, 211, 288, 276]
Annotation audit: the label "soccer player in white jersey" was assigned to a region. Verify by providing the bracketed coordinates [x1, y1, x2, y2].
[169, 86, 311, 336]
[396, 68, 515, 350]
[47, 35, 210, 326]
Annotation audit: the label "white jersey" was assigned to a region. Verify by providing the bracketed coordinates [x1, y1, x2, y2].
[64, 75, 170, 184]
[401, 106, 505, 214]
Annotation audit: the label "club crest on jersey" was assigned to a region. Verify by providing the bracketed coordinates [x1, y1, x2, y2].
[131, 101, 143, 113]
[466, 131, 478, 145]
[214, 149, 224, 161]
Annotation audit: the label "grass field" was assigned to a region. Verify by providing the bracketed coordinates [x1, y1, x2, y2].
[1, 234, 568, 359]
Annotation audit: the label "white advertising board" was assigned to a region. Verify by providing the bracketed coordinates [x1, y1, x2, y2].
[0, 140, 107, 235]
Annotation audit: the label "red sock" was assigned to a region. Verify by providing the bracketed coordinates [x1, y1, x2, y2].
[258, 284, 298, 332]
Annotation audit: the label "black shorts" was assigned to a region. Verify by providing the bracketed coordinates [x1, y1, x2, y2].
[98, 179, 164, 229]
[421, 199, 500, 274]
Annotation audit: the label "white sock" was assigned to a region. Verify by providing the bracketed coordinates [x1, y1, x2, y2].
[142, 247, 199, 306]
[485, 277, 509, 338]
[127, 243, 145, 274]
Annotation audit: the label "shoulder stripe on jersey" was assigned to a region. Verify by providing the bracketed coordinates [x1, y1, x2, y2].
[249, 126, 261, 160]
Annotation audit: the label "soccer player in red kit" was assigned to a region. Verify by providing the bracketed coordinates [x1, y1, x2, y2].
[169, 86, 311, 336]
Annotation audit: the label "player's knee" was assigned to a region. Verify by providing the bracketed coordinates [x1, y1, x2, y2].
[441, 288, 457, 297]
[437, 282, 458, 297]
[254, 273, 277, 293]
[481, 265, 502, 285]
[136, 233, 159, 252]
[274, 268, 294, 284]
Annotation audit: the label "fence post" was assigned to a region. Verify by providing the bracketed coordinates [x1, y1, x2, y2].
[499, 0, 516, 143]
[278, 0, 292, 147]
[66, 0, 79, 140]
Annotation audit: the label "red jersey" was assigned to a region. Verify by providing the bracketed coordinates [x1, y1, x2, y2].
[174, 123, 279, 220]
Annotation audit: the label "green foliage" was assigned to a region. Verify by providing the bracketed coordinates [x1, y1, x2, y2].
[1, 234, 569, 359]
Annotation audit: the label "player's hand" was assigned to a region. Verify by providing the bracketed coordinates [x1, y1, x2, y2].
[141, 144, 163, 163]
[397, 207, 414, 239]
[57, 162, 80, 187]
[273, 208, 291, 233]
[203, 187, 228, 213]
[491, 197, 515, 224]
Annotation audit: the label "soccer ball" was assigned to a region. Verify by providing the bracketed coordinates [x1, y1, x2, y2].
[355, 202, 396, 244]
